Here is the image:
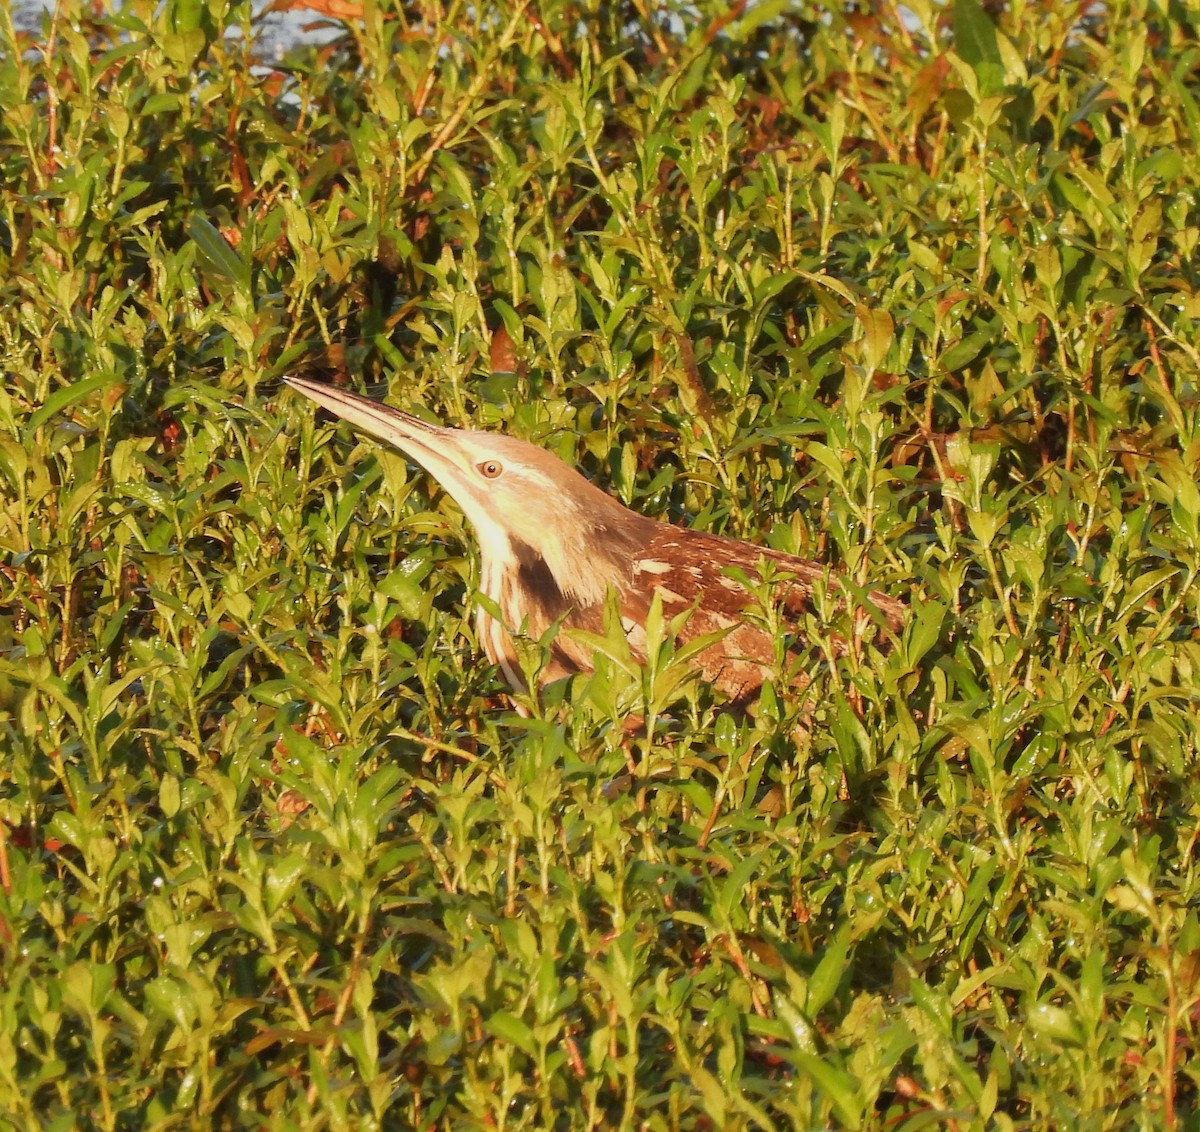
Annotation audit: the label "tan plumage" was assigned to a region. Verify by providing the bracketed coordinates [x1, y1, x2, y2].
[285, 377, 905, 702]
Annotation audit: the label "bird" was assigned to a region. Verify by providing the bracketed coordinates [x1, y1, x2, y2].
[284, 376, 906, 704]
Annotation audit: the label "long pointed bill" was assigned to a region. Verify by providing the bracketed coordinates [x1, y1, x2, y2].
[284, 376, 447, 449]
[283, 376, 473, 489]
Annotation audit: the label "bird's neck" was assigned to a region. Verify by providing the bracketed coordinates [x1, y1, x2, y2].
[475, 512, 654, 626]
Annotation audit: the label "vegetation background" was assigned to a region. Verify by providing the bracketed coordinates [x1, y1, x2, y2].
[1, 0, 1198, 1126]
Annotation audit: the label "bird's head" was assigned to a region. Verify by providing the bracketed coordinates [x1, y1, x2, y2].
[285, 377, 653, 604]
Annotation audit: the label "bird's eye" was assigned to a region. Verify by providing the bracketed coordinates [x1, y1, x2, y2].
[478, 460, 503, 479]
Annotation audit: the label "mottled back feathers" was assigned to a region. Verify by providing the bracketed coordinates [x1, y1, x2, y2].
[475, 520, 904, 701]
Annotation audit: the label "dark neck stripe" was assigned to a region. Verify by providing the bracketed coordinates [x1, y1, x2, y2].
[510, 537, 572, 621]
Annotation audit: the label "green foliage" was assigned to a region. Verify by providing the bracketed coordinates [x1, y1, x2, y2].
[1, 0, 1199, 1126]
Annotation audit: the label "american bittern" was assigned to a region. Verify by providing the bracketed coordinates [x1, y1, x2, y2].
[285, 377, 905, 702]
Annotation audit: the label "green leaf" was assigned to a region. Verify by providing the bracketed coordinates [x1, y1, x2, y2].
[807, 925, 851, 1015]
[485, 1011, 537, 1057]
[791, 1050, 863, 1126]
[938, 327, 995, 374]
[186, 214, 250, 296]
[855, 304, 894, 373]
[955, 0, 1003, 72]
[27, 375, 119, 434]
[1027, 1001, 1084, 1046]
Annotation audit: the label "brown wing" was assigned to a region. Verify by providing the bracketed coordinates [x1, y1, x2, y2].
[630, 526, 905, 699]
